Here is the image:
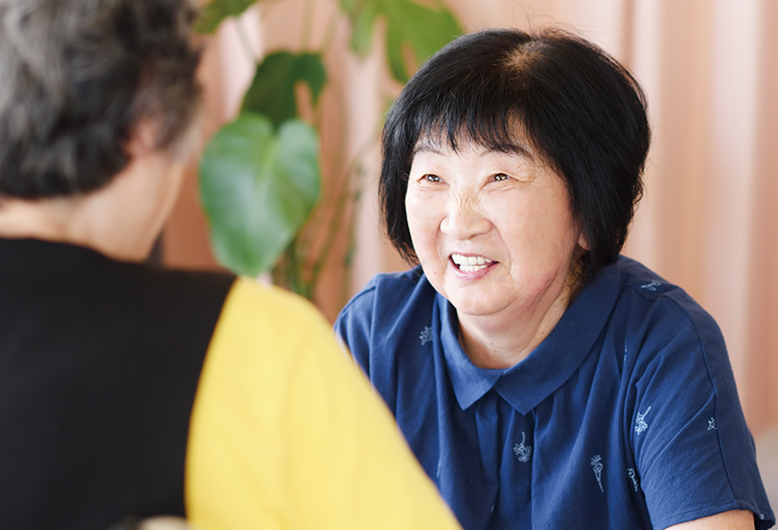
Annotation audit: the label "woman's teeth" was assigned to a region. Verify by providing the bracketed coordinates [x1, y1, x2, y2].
[451, 253, 493, 272]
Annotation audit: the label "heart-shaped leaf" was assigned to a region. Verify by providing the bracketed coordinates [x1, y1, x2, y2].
[199, 113, 321, 277]
[339, 0, 462, 82]
[383, 0, 462, 82]
[241, 51, 327, 128]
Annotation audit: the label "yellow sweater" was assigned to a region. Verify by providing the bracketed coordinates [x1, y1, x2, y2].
[186, 278, 460, 529]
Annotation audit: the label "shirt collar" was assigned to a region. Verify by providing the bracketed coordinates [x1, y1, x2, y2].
[438, 298, 505, 410]
[437, 261, 621, 413]
[0, 237, 109, 277]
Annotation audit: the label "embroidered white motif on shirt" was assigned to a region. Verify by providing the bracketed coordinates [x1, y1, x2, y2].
[419, 326, 433, 345]
[591, 455, 604, 493]
[641, 280, 661, 291]
[707, 417, 717, 431]
[512, 432, 532, 463]
[627, 468, 639, 492]
[635, 406, 652, 434]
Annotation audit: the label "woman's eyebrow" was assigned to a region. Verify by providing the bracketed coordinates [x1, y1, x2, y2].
[489, 139, 535, 158]
[412, 137, 445, 157]
[411, 134, 537, 160]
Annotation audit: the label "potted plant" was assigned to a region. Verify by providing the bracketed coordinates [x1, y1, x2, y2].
[196, 0, 462, 306]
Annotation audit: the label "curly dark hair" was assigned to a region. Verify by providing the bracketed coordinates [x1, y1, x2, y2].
[380, 27, 651, 281]
[0, 0, 202, 199]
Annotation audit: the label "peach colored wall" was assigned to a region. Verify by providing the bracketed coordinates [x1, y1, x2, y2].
[164, 0, 778, 435]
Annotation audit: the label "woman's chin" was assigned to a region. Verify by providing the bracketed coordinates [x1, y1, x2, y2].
[446, 287, 516, 320]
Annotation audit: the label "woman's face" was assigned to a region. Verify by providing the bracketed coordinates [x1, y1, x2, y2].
[405, 135, 586, 325]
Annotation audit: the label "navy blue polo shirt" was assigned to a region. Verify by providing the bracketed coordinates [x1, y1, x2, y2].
[335, 256, 774, 530]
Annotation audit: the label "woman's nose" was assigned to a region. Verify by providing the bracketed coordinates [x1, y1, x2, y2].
[440, 195, 490, 240]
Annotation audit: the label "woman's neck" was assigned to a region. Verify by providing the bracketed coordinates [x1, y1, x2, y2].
[457, 269, 584, 369]
[0, 192, 151, 262]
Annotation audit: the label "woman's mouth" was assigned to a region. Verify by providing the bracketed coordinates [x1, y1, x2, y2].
[450, 253, 494, 273]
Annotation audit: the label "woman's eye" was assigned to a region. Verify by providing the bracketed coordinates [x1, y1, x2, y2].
[423, 174, 441, 183]
[492, 173, 509, 182]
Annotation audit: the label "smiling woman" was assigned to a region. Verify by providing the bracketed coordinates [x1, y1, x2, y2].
[335, 27, 775, 530]
[405, 140, 584, 368]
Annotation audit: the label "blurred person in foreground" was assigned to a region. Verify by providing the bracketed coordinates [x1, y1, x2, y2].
[0, 1, 461, 529]
[335, 28, 775, 529]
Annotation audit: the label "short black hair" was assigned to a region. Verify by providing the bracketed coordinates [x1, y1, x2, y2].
[0, 0, 202, 199]
[380, 27, 651, 281]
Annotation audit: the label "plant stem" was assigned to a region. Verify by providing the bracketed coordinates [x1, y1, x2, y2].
[308, 118, 380, 290]
[320, 5, 342, 56]
[300, 0, 314, 50]
[235, 12, 258, 64]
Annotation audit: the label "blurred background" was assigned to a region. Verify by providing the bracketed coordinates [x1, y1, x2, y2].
[163, 0, 777, 468]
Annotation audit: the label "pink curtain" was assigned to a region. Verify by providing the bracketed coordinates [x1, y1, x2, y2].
[164, 0, 778, 436]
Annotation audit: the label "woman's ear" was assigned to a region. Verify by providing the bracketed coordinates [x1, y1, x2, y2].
[578, 230, 590, 251]
[126, 120, 158, 158]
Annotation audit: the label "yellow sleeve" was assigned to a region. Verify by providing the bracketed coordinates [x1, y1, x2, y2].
[185, 277, 460, 530]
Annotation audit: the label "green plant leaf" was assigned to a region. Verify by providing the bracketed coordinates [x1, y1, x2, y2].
[338, 0, 358, 12]
[384, 1, 462, 82]
[338, 0, 463, 82]
[241, 51, 327, 128]
[199, 113, 321, 277]
[195, 0, 257, 34]
[348, 1, 381, 57]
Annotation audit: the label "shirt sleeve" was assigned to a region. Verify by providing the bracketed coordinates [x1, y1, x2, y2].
[333, 285, 374, 376]
[185, 278, 460, 530]
[629, 294, 774, 529]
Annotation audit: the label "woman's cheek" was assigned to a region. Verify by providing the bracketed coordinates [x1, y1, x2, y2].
[407, 189, 444, 225]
